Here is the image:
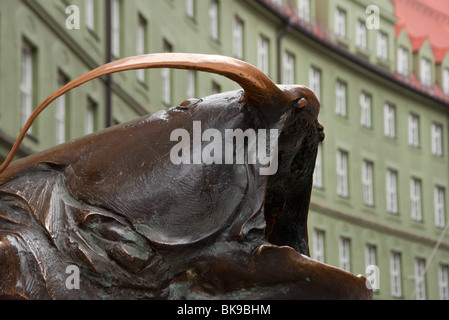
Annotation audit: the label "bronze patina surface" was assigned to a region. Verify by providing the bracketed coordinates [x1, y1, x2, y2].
[0, 53, 372, 300]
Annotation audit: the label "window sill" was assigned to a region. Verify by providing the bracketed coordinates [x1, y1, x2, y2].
[383, 135, 398, 144]
[377, 58, 393, 70]
[25, 132, 39, 144]
[336, 35, 350, 48]
[386, 212, 401, 222]
[137, 79, 149, 90]
[87, 27, 100, 42]
[355, 46, 371, 59]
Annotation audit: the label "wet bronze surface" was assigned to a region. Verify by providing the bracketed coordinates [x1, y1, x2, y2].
[0, 53, 372, 300]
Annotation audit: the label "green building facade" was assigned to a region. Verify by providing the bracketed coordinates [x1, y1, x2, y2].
[0, 0, 448, 300]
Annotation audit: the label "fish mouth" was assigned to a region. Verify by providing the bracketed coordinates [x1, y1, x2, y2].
[263, 117, 324, 256]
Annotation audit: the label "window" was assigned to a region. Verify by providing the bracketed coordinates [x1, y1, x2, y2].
[439, 264, 449, 300]
[186, 0, 195, 18]
[377, 32, 388, 60]
[378, 34, 388, 59]
[111, 0, 121, 58]
[335, 8, 346, 38]
[337, 150, 349, 197]
[397, 47, 409, 76]
[362, 160, 374, 206]
[408, 114, 420, 147]
[431, 123, 443, 156]
[232, 16, 244, 59]
[309, 67, 321, 101]
[313, 143, 323, 188]
[386, 169, 398, 214]
[85, 0, 95, 31]
[434, 186, 446, 228]
[365, 244, 377, 268]
[339, 237, 351, 272]
[209, 0, 219, 41]
[162, 40, 173, 105]
[20, 42, 34, 130]
[298, 0, 310, 23]
[212, 81, 221, 95]
[355, 20, 367, 50]
[420, 58, 432, 87]
[136, 15, 147, 83]
[283, 51, 295, 84]
[414, 258, 426, 300]
[410, 178, 422, 222]
[360, 92, 372, 128]
[56, 73, 69, 145]
[257, 35, 269, 75]
[335, 80, 347, 117]
[443, 68, 449, 95]
[384, 103, 396, 138]
[312, 229, 325, 262]
[86, 98, 97, 135]
[390, 251, 402, 298]
[186, 70, 196, 98]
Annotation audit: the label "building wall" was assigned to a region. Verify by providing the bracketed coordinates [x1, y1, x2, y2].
[0, 0, 448, 300]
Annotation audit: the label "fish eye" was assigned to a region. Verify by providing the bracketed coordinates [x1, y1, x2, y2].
[293, 98, 308, 109]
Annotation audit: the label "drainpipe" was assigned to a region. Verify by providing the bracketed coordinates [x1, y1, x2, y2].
[276, 17, 293, 84]
[105, 0, 113, 128]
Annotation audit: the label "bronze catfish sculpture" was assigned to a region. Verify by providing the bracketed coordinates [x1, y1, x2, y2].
[0, 53, 372, 300]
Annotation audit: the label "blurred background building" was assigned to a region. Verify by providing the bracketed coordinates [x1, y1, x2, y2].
[0, 0, 448, 300]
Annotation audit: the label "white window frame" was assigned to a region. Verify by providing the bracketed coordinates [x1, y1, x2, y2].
[408, 113, 420, 147]
[414, 258, 427, 300]
[257, 35, 270, 76]
[313, 143, 323, 188]
[420, 58, 432, 87]
[86, 98, 96, 135]
[309, 67, 321, 102]
[386, 169, 398, 214]
[355, 20, 367, 50]
[339, 237, 351, 272]
[85, 0, 95, 31]
[209, 0, 219, 41]
[384, 103, 396, 138]
[337, 150, 349, 198]
[162, 40, 172, 106]
[443, 68, 449, 95]
[186, 0, 195, 18]
[312, 229, 325, 263]
[297, 0, 310, 23]
[362, 160, 374, 206]
[21, 42, 34, 130]
[431, 123, 443, 156]
[283, 51, 295, 84]
[397, 47, 409, 76]
[136, 15, 147, 83]
[335, 8, 346, 38]
[390, 251, 402, 298]
[232, 16, 244, 59]
[335, 80, 347, 117]
[111, 0, 121, 58]
[56, 73, 68, 145]
[434, 186, 446, 228]
[186, 70, 196, 98]
[439, 264, 449, 300]
[377, 32, 388, 60]
[360, 92, 372, 128]
[365, 244, 377, 268]
[410, 178, 422, 222]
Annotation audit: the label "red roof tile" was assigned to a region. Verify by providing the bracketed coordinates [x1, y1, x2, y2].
[392, 0, 449, 62]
